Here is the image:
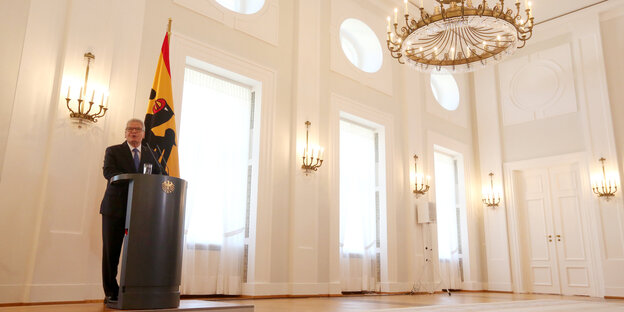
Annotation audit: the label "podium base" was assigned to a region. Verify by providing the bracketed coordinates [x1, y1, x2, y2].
[106, 299, 254, 311]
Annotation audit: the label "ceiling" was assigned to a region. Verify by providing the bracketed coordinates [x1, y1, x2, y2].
[406, 0, 609, 24]
[529, 0, 608, 24]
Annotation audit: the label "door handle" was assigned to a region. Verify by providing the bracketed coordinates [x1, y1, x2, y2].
[556, 234, 561, 242]
[547, 235, 552, 242]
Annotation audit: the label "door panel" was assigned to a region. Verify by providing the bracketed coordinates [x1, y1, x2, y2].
[565, 266, 590, 287]
[526, 199, 550, 261]
[557, 196, 586, 260]
[531, 266, 555, 286]
[517, 169, 560, 294]
[549, 164, 592, 296]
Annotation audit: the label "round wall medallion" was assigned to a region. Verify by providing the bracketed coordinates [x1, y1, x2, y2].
[510, 60, 563, 112]
[162, 180, 175, 194]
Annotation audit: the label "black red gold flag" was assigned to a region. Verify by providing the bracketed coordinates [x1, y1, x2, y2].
[144, 32, 179, 177]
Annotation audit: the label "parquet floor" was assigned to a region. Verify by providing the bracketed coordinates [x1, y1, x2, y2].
[0, 292, 622, 312]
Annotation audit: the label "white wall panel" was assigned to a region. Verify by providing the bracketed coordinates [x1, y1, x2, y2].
[27, 0, 147, 303]
[474, 65, 512, 291]
[173, 0, 279, 46]
[499, 43, 577, 126]
[0, 0, 70, 303]
[0, 0, 30, 181]
[290, 0, 321, 295]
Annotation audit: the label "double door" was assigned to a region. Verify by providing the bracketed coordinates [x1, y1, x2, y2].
[515, 163, 593, 296]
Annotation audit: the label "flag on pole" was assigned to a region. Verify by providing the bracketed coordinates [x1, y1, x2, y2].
[144, 29, 179, 177]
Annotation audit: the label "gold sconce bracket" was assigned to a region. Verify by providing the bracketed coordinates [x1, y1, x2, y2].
[592, 157, 618, 201]
[482, 172, 501, 207]
[412, 154, 430, 197]
[64, 52, 108, 128]
[301, 121, 324, 175]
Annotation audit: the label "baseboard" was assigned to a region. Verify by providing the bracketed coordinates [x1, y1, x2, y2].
[379, 282, 412, 293]
[461, 281, 484, 291]
[242, 282, 288, 296]
[486, 282, 512, 292]
[482, 289, 514, 294]
[290, 282, 334, 295]
[0, 285, 26, 304]
[243, 282, 415, 296]
[604, 286, 624, 298]
[0, 283, 102, 304]
[27, 283, 102, 302]
[328, 281, 341, 294]
[411, 281, 440, 293]
[605, 296, 624, 299]
[242, 282, 342, 296]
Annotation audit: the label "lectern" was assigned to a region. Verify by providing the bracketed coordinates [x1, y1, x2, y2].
[107, 174, 187, 310]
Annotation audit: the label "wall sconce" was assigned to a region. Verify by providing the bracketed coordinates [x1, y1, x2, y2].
[412, 154, 430, 197]
[301, 121, 324, 175]
[592, 157, 618, 201]
[65, 52, 108, 127]
[482, 172, 501, 207]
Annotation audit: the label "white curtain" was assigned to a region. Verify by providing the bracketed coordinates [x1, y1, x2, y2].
[339, 120, 378, 292]
[178, 67, 251, 294]
[434, 152, 462, 290]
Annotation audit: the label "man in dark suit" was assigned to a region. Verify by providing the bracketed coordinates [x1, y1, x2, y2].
[99, 118, 162, 304]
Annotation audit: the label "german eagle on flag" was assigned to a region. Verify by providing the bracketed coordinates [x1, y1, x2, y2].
[144, 31, 179, 178]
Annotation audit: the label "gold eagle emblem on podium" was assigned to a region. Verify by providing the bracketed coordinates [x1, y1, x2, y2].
[161, 180, 175, 194]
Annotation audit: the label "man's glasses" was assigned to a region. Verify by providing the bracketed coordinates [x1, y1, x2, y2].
[125, 127, 144, 132]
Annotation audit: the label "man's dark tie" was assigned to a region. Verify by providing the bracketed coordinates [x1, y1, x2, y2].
[133, 148, 140, 172]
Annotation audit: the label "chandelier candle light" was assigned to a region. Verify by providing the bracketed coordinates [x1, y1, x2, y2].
[386, 0, 534, 72]
[592, 157, 618, 201]
[413, 154, 430, 197]
[301, 121, 324, 175]
[65, 52, 108, 127]
[482, 172, 501, 207]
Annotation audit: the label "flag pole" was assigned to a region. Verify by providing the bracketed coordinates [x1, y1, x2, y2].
[167, 18, 172, 44]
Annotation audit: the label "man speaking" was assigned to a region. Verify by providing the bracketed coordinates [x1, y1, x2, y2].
[99, 118, 163, 303]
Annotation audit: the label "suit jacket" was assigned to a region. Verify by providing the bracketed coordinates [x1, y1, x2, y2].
[99, 141, 163, 218]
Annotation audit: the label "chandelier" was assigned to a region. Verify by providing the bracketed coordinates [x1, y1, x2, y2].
[64, 52, 108, 127]
[592, 158, 618, 201]
[386, 0, 534, 72]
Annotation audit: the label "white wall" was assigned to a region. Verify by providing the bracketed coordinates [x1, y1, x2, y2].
[474, 1, 624, 296]
[1, 0, 623, 304]
[599, 7, 624, 298]
[0, 0, 30, 180]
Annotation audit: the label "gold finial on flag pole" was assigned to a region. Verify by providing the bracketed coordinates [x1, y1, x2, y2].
[167, 18, 172, 38]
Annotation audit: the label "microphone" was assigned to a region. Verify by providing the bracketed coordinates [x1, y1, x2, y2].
[144, 142, 165, 174]
[156, 145, 170, 176]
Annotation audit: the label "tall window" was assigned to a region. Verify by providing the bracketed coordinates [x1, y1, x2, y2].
[339, 118, 383, 292]
[434, 150, 465, 290]
[178, 65, 257, 294]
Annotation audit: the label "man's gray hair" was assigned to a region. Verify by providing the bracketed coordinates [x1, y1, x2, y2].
[126, 118, 145, 130]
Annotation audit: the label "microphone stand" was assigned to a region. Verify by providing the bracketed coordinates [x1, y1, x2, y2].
[156, 145, 170, 176]
[144, 142, 165, 175]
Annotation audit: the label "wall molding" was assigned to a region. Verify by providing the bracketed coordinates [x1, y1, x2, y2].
[329, 92, 397, 290]
[173, 0, 279, 46]
[170, 32, 278, 289]
[503, 152, 602, 296]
